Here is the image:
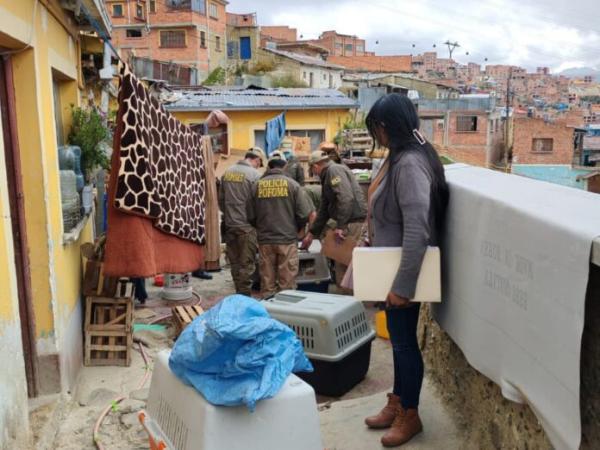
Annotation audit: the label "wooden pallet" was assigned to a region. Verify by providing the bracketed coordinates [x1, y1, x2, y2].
[84, 296, 133, 367]
[172, 304, 204, 336]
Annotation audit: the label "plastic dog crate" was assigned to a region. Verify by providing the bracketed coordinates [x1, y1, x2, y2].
[252, 241, 331, 293]
[264, 290, 376, 397]
[297, 249, 331, 293]
[142, 350, 323, 450]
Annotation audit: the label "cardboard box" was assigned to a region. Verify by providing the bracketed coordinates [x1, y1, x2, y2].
[352, 247, 441, 302]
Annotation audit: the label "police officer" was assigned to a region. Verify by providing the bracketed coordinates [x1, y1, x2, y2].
[283, 149, 305, 186]
[249, 156, 312, 298]
[301, 150, 367, 288]
[301, 184, 322, 234]
[218, 147, 265, 295]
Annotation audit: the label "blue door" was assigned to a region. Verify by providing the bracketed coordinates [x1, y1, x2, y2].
[240, 37, 251, 60]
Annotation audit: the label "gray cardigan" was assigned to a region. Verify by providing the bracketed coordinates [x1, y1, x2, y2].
[370, 150, 438, 299]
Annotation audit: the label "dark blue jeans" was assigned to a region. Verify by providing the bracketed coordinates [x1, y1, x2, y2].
[386, 303, 423, 410]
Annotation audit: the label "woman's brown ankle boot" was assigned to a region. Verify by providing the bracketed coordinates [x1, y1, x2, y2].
[364, 393, 401, 429]
[381, 407, 423, 447]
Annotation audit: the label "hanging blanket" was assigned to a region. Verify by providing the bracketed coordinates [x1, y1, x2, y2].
[265, 112, 286, 156]
[114, 65, 206, 244]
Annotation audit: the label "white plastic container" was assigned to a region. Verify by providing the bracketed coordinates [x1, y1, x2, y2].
[162, 273, 193, 301]
[264, 290, 376, 396]
[81, 185, 94, 214]
[145, 350, 323, 450]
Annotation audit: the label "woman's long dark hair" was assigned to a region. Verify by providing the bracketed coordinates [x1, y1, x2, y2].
[366, 93, 449, 234]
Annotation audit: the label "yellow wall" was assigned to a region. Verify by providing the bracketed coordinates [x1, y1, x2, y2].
[1, 0, 93, 348]
[0, 106, 17, 321]
[173, 108, 352, 151]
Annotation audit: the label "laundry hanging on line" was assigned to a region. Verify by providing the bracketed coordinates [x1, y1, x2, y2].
[104, 65, 206, 277]
[264, 112, 286, 156]
[114, 64, 207, 245]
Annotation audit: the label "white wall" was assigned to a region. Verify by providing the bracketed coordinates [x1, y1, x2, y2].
[299, 66, 343, 89]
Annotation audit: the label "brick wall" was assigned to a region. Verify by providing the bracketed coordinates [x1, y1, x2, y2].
[443, 112, 490, 166]
[107, 0, 227, 78]
[260, 26, 297, 43]
[512, 117, 575, 165]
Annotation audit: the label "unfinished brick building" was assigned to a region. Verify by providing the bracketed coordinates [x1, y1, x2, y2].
[106, 0, 227, 82]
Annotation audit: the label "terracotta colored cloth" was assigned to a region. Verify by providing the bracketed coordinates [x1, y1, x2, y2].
[114, 65, 206, 245]
[104, 69, 204, 278]
[202, 137, 221, 265]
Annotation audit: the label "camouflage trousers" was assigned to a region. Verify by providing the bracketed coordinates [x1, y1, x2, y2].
[258, 243, 299, 299]
[334, 222, 364, 294]
[225, 228, 258, 296]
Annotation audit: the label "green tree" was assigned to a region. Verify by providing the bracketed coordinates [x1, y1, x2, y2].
[68, 106, 109, 180]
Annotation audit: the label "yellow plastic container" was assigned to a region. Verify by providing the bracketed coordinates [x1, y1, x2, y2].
[375, 310, 390, 340]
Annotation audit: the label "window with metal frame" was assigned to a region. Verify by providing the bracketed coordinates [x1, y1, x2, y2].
[531, 138, 553, 153]
[209, 2, 218, 18]
[200, 31, 206, 48]
[456, 115, 478, 132]
[149, 0, 156, 13]
[136, 3, 144, 19]
[126, 29, 143, 38]
[112, 4, 123, 16]
[160, 30, 186, 48]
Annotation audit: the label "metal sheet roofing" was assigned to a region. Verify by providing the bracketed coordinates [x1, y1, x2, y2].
[165, 87, 359, 111]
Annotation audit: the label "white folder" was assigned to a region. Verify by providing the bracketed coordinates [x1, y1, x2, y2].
[352, 247, 441, 302]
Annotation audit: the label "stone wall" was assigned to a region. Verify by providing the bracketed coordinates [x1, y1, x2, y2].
[418, 263, 600, 449]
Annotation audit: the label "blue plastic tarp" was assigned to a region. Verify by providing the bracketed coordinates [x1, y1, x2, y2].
[169, 295, 313, 411]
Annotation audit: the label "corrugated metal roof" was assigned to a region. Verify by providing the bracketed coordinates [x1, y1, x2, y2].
[165, 87, 359, 111]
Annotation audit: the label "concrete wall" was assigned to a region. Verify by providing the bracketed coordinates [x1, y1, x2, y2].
[0, 0, 95, 415]
[512, 164, 590, 190]
[226, 25, 260, 63]
[256, 49, 343, 89]
[0, 66, 30, 448]
[419, 263, 600, 449]
[173, 108, 352, 151]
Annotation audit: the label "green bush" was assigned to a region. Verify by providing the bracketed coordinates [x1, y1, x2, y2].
[204, 67, 226, 86]
[271, 74, 308, 88]
[247, 60, 276, 75]
[68, 106, 109, 180]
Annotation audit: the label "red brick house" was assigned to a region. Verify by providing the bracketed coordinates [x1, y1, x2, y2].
[106, 0, 228, 83]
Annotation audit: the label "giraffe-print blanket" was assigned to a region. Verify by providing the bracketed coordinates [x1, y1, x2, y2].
[114, 65, 206, 244]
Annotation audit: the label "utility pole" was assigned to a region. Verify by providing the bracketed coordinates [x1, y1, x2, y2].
[443, 40, 460, 60]
[504, 67, 513, 170]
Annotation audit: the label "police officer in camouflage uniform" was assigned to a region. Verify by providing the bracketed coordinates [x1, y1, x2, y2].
[283, 150, 305, 186]
[218, 148, 264, 295]
[249, 156, 312, 298]
[301, 151, 367, 288]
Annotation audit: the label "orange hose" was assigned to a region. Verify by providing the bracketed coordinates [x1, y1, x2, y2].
[93, 342, 151, 450]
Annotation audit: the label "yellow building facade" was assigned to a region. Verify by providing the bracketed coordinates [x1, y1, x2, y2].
[0, 1, 110, 446]
[173, 108, 353, 151]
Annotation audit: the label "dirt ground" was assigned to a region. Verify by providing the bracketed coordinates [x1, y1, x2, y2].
[33, 262, 463, 450]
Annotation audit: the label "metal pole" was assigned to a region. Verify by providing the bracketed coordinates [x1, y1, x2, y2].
[504, 67, 512, 170]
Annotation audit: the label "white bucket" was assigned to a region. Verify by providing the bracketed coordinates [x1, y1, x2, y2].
[162, 273, 193, 301]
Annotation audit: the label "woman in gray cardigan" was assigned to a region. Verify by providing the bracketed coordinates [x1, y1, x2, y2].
[363, 94, 449, 447]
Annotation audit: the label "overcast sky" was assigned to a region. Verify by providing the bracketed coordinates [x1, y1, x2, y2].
[227, 0, 600, 73]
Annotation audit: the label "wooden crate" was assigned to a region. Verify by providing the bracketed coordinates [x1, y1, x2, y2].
[84, 297, 133, 367]
[83, 260, 134, 298]
[172, 304, 204, 336]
